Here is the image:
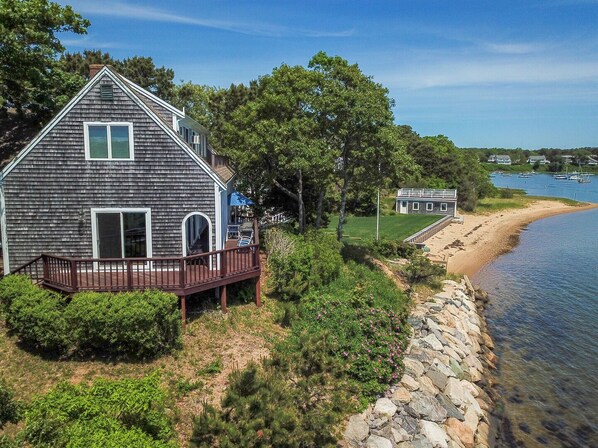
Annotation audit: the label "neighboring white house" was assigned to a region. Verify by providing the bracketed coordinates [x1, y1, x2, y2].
[527, 155, 548, 165]
[561, 155, 574, 164]
[586, 157, 597, 166]
[488, 154, 511, 165]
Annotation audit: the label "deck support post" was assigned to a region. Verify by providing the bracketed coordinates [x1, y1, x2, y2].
[220, 285, 228, 313]
[180, 295, 187, 332]
[255, 276, 261, 307]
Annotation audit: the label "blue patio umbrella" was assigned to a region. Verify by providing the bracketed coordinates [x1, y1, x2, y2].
[229, 191, 254, 206]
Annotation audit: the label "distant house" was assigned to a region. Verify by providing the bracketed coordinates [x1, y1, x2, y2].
[585, 157, 597, 166]
[488, 154, 511, 165]
[527, 155, 548, 165]
[561, 155, 574, 164]
[396, 188, 457, 217]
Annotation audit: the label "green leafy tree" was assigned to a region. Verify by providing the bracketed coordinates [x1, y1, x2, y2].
[172, 82, 218, 128]
[309, 52, 395, 240]
[0, 0, 89, 119]
[225, 65, 330, 232]
[114, 56, 175, 101]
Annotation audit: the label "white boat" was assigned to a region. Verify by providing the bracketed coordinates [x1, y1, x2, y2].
[553, 174, 568, 180]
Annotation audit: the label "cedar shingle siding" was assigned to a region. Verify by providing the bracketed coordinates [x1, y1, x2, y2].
[2, 74, 217, 269]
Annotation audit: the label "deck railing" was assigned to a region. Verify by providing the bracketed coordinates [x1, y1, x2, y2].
[397, 188, 457, 199]
[10, 255, 44, 283]
[30, 244, 260, 295]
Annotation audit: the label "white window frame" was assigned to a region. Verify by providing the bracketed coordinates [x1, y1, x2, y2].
[412, 202, 420, 211]
[91, 208, 152, 259]
[426, 202, 434, 211]
[84, 122, 134, 160]
[440, 203, 448, 212]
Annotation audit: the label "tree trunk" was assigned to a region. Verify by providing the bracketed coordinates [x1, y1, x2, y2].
[315, 189, 325, 229]
[297, 169, 305, 233]
[337, 167, 351, 241]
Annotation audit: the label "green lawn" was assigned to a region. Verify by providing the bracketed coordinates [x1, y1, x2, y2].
[326, 214, 442, 242]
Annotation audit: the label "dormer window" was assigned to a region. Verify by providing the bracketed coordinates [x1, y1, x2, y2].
[84, 122, 134, 160]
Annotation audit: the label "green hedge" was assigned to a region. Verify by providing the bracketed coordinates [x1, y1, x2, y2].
[65, 290, 182, 358]
[22, 374, 176, 448]
[0, 275, 68, 352]
[0, 276, 181, 358]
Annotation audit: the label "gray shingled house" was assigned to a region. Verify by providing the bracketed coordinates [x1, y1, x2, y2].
[396, 188, 458, 217]
[0, 65, 236, 273]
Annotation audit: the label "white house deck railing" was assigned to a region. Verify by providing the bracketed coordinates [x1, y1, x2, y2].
[397, 188, 458, 199]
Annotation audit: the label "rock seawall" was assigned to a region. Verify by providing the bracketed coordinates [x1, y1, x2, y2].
[343, 278, 497, 448]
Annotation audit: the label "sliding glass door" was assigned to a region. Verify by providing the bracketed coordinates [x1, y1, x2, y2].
[93, 209, 151, 259]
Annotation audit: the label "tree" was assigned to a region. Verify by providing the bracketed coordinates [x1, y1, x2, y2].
[309, 52, 395, 240]
[0, 0, 89, 119]
[173, 82, 218, 128]
[58, 51, 176, 101]
[225, 65, 330, 233]
[114, 56, 175, 101]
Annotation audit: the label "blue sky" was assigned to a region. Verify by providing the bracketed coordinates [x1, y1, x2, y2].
[60, 0, 598, 149]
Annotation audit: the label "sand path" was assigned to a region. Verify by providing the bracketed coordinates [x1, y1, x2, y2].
[425, 200, 598, 277]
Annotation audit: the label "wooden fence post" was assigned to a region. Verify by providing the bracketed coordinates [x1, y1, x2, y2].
[220, 285, 228, 313]
[180, 295, 187, 332]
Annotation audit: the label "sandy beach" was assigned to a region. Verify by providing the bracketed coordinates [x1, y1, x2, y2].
[425, 200, 598, 277]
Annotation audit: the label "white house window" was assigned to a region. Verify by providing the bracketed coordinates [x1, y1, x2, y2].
[85, 123, 134, 160]
[412, 202, 420, 211]
[441, 203, 448, 212]
[426, 203, 434, 211]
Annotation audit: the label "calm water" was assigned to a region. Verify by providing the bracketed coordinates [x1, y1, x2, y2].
[474, 173, 598, 448]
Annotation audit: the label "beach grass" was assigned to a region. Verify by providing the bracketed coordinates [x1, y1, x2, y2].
[476, 191, 582, 213]
[325, 214, 441, 242]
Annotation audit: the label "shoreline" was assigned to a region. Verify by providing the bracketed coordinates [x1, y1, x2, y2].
[424, 200, 598, 277]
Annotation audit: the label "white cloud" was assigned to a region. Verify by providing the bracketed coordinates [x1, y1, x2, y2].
[68, 1, 353, 38]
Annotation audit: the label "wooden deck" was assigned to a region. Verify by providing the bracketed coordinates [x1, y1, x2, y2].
[11, 239, 261, 322]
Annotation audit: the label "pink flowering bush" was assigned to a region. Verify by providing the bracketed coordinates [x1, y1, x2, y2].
[296, 294, 409, 400]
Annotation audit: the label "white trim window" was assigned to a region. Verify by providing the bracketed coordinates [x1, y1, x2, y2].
[412, 202, 420, 211]
[440, 203, 448, 212]
[91, 208, 152, 259]
[426, 202, 434, 211]
[84, 122, 134, 160]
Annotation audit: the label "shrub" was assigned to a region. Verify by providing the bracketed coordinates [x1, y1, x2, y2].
[4, 281, 68, 352]
[65, 290, 182, 358]
[266, 229, 342, 301]
[367, 238, 418, 259]
[22, 374, 175, 448]
[190, 334, 350, 448]
[404, 254, 446, 284]
[0, 274, 38, 316]
[0, 276, 181, 358]
[296, 294, 409, 400]
[499, 188, 514, 199]
[0, 379, 21, 428]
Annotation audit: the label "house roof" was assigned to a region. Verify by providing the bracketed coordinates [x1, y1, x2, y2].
[2, 66, 233, 188]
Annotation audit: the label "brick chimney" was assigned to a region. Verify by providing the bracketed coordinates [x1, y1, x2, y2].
[89, 64, 104, 78]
